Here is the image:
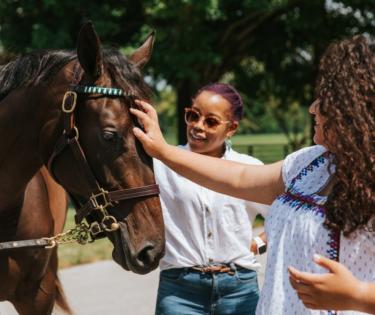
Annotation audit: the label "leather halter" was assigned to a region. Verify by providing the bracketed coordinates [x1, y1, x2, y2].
[47, 82, 159, 238]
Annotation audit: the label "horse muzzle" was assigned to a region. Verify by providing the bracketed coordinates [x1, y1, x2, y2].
[111, 221, 165, 274]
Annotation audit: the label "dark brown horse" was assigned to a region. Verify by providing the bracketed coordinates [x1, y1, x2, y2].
[0, 22, 165, 314]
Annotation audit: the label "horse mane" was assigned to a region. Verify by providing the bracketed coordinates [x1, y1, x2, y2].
[0, 50, 75, 101]
[0, 49, 151, 102]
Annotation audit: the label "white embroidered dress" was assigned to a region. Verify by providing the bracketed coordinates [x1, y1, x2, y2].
[256, 145, 375, 315]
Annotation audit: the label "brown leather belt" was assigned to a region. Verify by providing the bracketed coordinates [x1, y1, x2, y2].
[190, 264, 235, 275]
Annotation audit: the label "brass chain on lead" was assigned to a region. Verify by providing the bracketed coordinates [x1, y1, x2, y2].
[44, 191, 121, 248]
[44, 222, 92, 248]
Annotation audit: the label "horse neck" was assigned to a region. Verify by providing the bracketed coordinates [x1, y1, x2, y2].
[0, 85, 60, 209]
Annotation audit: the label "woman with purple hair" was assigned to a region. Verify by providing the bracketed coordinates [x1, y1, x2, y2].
[152, 83, 268, 314]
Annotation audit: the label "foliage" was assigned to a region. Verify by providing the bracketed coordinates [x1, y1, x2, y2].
[0, 0, 374, 147]
[153, 86, 177, 137]
[0, 0, 144, 51]
[267, 97, 310, 151]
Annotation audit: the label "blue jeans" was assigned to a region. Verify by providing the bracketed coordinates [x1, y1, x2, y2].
[155, 266, 259, 315]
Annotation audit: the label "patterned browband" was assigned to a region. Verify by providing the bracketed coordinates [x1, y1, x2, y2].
[71, 85, 135, 97]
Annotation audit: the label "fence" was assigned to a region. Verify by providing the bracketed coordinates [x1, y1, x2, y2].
[232, 144, 290, 164]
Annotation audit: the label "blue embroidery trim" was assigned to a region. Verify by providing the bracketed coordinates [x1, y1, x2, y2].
[277, 189, 325, 217]
[289, 152, 329, 188]
[279, 151, 340, 315]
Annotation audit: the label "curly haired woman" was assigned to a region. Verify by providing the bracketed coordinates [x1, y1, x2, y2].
[287, 36, 375, 313]
[130, 35, 375, 314]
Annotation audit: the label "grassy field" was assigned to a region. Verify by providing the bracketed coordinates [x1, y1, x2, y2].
[232, 133, 289, 145]
[58, 133, 284, 268]
[167, 132, 291, 163]
[166, 132, 289, 145]
[58, 209, 114, 268]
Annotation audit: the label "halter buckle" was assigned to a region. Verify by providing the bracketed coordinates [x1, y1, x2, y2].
[62, 91, 77, 113]
[63, 126, 79, 140]
[89, 222, 102, 236]
[90, 188, 112, 210]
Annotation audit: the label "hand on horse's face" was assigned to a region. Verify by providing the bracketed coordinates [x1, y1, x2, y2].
[130, 100, 169, 160]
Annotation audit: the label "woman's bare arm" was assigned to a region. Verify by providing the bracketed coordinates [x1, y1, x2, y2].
[131, 100, 285, 204]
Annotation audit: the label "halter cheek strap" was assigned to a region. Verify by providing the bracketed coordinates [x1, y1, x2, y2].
[47, 85, 159, 239]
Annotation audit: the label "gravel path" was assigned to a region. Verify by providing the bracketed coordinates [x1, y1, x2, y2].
[0, 231, 266, 315]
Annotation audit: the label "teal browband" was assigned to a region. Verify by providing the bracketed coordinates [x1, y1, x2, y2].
[72, 85, 134, 97]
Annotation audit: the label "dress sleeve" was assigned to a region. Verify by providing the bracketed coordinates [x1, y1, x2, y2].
[282, 145, 327, 190]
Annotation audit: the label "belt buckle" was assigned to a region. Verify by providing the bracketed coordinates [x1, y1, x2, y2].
[191, 264, 235, 275]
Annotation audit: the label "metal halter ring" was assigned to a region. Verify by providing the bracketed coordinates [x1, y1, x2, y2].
[63, 126, 79, 140]
[101, 215, 120, 232]
[62, 91, 77, 113]
[44, 239, 57, 249]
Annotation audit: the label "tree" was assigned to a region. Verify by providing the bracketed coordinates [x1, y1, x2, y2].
[230, 1, 375, 146]
[1, 0, 374, 145]
[143, 0, 375, 143]
[0, 0, 146, 50]
[143, 0, 310, 143]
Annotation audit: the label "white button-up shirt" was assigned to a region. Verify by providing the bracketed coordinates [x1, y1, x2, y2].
[154, 145, 268, 271]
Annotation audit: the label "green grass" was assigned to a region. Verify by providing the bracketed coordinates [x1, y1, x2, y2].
[232, 133, 288, 145]
[165, 133, 290, 163]
[253, 215, 265, 228]
[233, 133, 290, 163]
[165, 132, 289, 146]
[57, 209, 113, 268]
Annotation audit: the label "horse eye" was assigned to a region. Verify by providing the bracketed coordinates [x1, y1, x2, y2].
[102, 130, 118, 143]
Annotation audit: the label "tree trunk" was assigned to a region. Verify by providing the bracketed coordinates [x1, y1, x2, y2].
[310, 0, 327, 144]
[176, 80, 195, 145]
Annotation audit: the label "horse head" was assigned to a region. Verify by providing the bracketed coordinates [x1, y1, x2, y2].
[43, 22, 165, 274]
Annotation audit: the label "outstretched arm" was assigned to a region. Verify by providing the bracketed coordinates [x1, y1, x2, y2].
[289, 254, 375, 313]
[130, 100, 284, 205]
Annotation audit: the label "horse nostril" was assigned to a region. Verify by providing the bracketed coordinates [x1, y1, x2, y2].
[136, 245, 156, 265]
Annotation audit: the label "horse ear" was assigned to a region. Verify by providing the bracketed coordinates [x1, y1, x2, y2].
[77, 21, 103, 80]
[129, 31, 155, 68]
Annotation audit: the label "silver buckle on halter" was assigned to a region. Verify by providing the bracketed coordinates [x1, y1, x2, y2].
[90, 188, 112, 210]
[89, 222, 103, 236]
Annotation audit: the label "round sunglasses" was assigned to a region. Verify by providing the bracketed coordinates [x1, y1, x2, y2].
[184, 108, 231, 131]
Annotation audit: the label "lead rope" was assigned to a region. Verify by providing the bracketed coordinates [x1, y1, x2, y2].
[0, 223, 93, 251]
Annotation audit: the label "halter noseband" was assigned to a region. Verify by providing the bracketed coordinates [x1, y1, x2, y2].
[47, 84, 159, 239]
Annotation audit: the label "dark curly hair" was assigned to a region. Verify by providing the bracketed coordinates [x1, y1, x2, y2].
[315, 35, 375, 237]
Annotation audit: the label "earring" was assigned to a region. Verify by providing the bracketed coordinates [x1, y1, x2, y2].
[225, 138, 232, 151]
